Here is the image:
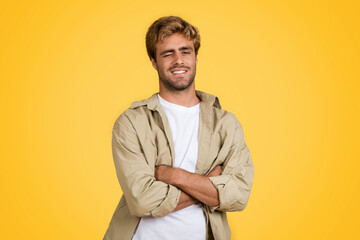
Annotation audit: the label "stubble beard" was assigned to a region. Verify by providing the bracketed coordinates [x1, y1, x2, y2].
[158, 68, 196, 92]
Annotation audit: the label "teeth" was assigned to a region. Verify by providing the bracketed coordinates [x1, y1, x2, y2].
[172, 70, 186, 74]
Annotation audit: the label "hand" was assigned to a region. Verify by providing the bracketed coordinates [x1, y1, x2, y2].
[206, 165, 222, 177]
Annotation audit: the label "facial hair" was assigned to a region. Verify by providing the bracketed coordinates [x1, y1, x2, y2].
[157, 64, 196, 92]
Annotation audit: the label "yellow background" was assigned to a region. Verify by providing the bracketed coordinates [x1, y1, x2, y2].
[1, 0, 359, 239]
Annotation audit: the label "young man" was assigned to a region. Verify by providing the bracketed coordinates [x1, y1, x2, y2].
[104, 16, 254, 240]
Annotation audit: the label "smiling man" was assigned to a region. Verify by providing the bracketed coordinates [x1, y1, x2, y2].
[104, 16, 254, 240]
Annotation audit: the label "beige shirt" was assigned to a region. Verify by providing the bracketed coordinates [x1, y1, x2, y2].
[104, 90, 254, 240]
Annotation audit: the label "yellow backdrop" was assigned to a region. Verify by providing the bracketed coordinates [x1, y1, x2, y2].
[1, 1, 359, 239]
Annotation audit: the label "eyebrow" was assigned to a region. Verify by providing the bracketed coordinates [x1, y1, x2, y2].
[159, 46, 194, 56]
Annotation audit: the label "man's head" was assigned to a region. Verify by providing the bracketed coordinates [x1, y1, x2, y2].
[146, 16, 200, 63]
[146, 16, 201, 92]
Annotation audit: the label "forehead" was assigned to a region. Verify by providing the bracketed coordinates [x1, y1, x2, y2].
[156, 33, 194, 52]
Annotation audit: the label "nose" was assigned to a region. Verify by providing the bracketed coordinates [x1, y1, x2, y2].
[173, 51, 184, 65]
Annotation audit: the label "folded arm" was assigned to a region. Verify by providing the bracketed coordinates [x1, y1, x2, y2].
[112, 114, 181, 218]
[171, 166, 223, 211]
[207, 119, 254, 212]
[156, 118, 254, 213]
[156, 165, 223, 208]
[173, 191, 198, 212]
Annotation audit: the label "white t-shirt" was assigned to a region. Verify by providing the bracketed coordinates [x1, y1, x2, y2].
[131, 94, 206, 240]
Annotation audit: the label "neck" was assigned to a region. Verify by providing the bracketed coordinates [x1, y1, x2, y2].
[158, 85, 200, 107]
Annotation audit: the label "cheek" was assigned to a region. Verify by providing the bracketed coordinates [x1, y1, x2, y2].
[186, 57, 196, 65]
[159, 63, 170, 72]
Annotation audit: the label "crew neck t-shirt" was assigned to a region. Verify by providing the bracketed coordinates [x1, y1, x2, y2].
[131, 94, 206, 240]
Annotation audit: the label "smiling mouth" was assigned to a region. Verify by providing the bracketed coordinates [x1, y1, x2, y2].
[172, 70, 187, 74]
[170, 67, 189, 75]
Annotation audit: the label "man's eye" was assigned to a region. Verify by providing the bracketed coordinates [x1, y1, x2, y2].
[183, 51, 190, 54]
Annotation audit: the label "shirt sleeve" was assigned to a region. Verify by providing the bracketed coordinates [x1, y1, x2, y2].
[111, 113, 181, 218]
[208, 118, 254, 212]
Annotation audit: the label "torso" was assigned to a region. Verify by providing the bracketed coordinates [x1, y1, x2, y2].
[131, 94, 206, 240]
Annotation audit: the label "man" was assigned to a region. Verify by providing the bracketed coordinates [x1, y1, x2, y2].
[104, 16, 254, 240]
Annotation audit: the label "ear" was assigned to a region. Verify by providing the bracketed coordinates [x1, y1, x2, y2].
[151, 58, 157, 70]
[195, 56, 198, 65]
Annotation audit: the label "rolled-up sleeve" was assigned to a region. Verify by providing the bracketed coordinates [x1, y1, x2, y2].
[112, 113, 181, 218]
[208, 119, 254, 212]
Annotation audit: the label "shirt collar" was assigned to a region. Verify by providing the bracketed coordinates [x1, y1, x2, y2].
[130, 90, 222, 110]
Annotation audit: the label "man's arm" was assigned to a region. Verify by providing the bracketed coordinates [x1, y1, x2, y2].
[156, 117, 254, 213]
[173, 191, 198, 212]
[112, 114, 181, 218]
[171, 166, 223, 211]
[157, 165, 223, 208]
[207, 118, 254, 212]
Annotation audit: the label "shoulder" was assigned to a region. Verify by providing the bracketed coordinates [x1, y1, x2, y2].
[197, 90, 242, 131]
[113, 106, 149, 132]
[113, 92, 159, 134]
[211, 107, 247, 149]
[212, 106, 242, 132]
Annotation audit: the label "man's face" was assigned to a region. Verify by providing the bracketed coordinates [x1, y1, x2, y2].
[151, 32, 197, 92]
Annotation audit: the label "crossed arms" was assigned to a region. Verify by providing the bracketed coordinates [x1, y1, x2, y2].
[112, 113, 254, 218]
[155, 165, 223, 211]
